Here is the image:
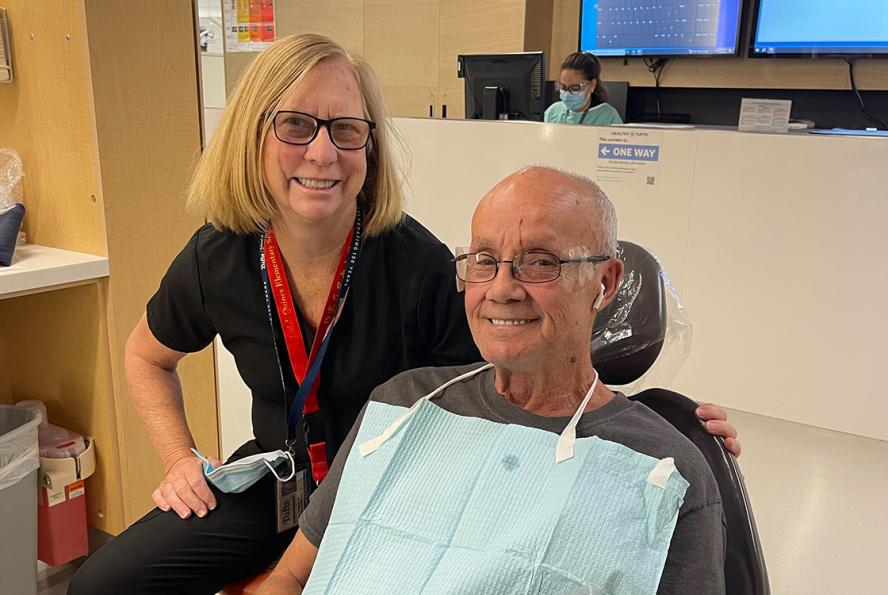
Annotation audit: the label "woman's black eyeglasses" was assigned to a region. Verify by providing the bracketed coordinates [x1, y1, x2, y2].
[271, 110, 375, 150]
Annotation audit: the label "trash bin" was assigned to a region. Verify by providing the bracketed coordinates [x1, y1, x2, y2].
[0, 404, 41, 595]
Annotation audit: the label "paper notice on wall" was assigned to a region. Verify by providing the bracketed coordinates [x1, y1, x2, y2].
[0, 8, 12, 83]
[595, 128, 664, 186]
[738, 98, 791, 133]
[225, 0, 275, 52]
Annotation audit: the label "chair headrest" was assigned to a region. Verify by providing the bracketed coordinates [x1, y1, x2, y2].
[592, 241, 668, 385]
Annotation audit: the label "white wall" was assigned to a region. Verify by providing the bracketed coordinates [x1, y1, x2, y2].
[215, 337, 254, 459]
[214, 118, 888, 448]
[393, 118, 888, 442]
[200, 55, 227, 110]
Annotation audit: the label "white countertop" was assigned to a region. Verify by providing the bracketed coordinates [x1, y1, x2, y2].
[0, 244, 109, 299]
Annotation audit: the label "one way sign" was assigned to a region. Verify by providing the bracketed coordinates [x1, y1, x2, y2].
[598, 143, 660, 161]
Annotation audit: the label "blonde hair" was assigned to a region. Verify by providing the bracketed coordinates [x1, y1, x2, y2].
[187, 34, 404, 236]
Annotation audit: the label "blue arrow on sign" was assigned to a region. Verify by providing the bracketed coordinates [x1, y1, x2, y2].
[598, 143, 660, 161]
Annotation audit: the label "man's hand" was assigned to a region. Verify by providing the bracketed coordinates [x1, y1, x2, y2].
[152, 453, 220, 519]
[256, 530, 317, 594]
[255, 573, 303, 595]
[695, 403, 742, 457]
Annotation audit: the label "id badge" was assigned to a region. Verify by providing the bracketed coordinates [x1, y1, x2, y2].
[276, 466, 314, 533]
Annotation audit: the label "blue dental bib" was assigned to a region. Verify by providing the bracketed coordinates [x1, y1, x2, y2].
[305, 396, 688, 595]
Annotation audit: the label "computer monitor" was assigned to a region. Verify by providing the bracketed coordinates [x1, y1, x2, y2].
[750, 0, 888, 58]
[602, 81, 629, 122]
[458, 52, 545, 121]
[579, 0, 744, 57]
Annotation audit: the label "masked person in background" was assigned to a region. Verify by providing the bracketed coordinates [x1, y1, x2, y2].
[545, 52, 623, 127]
[258, 167, 725, 595]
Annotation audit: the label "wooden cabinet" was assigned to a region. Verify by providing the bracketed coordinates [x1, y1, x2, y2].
[224, 0, 540, 119]
[437, 0, 529, 119]
[364, 0, 440, 118]
[365, 0, 531, 119]
[0, 1, 218, 535]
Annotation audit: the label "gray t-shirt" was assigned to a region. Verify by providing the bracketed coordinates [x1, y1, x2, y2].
[301, 364, 726, 594]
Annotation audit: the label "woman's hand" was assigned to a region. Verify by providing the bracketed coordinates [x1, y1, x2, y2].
[152, 453, 221, 519]
[695, 403, 742, 456]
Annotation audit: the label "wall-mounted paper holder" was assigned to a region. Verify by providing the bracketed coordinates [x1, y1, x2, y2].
[0, 8, 13, 84]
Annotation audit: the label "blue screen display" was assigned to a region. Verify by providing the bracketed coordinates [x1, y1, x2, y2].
[751, 0, 888, 56]
[580, 0, 743, 57]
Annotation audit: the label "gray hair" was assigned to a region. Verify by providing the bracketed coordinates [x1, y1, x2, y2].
[521, 165, 618, 256]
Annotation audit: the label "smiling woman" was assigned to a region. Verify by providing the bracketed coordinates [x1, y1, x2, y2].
[66, 34, 483, 594]
[260, 58, 369, 232]
[187, 34, 400, 237]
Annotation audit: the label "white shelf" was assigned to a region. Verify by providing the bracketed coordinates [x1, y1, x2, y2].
[0, 244, 109, 299]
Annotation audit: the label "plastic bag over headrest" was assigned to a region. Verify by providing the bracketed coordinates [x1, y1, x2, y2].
[0, 148, 24, 209]
[592, 241, 691, 390]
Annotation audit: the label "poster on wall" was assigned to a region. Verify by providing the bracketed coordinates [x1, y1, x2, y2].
[594, 128, 664, 187]
[224, 0, 276, 52]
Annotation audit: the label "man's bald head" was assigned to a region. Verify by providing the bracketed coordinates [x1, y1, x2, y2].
[464, 166, 624, 374]
[473, 166, 617, 257]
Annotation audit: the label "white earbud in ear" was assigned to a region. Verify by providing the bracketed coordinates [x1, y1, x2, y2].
[593, 283, 606, 310]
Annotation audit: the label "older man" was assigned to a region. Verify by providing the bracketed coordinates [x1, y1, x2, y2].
[259, 167, 725, 594]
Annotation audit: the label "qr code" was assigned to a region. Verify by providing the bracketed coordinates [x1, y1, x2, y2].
[646, 176, 656, 185]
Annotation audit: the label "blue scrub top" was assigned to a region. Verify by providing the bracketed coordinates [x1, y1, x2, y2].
[544, 101, 622, 126]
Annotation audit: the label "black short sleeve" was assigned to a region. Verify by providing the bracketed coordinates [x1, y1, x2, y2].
[146, 227, 217, 353]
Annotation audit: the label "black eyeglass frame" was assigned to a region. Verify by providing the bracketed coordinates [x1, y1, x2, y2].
[555, 81, 594, 94]
[271, 110, 376, 151]
[453, 251, 611, 284]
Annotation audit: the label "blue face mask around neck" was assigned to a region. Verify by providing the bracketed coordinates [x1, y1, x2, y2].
[560, 89, 588, 111]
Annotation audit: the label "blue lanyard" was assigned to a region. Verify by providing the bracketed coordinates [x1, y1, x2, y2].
[259, 209, 363, 448]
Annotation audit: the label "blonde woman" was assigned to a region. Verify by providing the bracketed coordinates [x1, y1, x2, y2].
[69, 34, 480, 593]
[70, 34, 738, 593]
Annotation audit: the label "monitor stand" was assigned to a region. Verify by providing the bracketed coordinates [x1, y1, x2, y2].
[481, 86, 505, 120]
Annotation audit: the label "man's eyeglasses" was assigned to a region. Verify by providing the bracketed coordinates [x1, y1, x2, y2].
[271, 110, 376, 150]
[556, 82, 592, 94]
[454, 251, 610, 284]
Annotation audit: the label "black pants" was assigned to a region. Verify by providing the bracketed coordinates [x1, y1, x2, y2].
[68, 444, 296, 595]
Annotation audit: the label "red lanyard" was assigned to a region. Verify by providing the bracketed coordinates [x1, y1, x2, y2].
[263, 225, 355, 482]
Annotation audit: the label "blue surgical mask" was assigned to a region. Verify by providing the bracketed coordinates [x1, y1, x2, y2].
[560, 89, 587, 111]
[192, 448, 295, 494]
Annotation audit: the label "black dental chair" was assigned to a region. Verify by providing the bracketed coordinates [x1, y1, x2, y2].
[592, 241, 770, 595]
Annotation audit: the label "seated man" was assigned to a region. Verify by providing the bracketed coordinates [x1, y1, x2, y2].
[258, 166, 726, 594]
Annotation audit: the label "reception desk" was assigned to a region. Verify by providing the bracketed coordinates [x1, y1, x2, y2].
[216, 119, 888, 455]
[394, 118, 888, 442]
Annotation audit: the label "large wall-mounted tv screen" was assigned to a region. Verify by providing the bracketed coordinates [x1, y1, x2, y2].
[580, 0, 744, 57]
[750, 0, 888, 58]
